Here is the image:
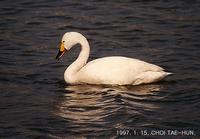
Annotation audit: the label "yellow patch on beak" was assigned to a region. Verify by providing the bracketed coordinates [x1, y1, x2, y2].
[60, 41, 65, 51]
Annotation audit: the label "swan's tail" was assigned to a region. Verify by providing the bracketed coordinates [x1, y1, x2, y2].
[166, 72, 173, 76]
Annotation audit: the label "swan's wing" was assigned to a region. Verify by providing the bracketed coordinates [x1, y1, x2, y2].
[82, 56, 164, 73]
[76, 56, 165, 84]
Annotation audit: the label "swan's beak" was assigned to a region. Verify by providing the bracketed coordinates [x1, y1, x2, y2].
[56, 41, 67, 60]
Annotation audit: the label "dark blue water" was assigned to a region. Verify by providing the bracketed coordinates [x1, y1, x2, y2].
[0, 0, 200, 138]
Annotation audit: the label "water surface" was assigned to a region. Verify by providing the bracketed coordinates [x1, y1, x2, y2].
[0, 0, 200, 138]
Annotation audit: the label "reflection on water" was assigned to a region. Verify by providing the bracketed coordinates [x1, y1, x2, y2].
[65, 84, 162, 95]
[54, 84, 163, 136]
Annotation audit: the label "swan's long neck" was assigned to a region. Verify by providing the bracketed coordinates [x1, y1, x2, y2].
[64, 35, 90, 83]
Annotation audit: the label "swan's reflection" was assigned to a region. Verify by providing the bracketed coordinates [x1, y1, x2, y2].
[65, 84, 162, 95]
[54, 84, 163, 126]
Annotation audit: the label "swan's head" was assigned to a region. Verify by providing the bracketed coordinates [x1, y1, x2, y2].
[56, 32, 84, 60]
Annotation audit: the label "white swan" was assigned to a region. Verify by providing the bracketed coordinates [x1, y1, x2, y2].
[56, 32, 171, 85]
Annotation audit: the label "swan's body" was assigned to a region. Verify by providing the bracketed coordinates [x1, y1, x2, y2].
[56, 32, 171, 85]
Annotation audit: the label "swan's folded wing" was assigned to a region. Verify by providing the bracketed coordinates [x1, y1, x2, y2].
[77, 56, 165, 85]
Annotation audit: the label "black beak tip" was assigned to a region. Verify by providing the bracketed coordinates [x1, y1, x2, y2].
[56, 50, 62, 60]
[56, 55, 59, 60]
[56, 49, 67, 61]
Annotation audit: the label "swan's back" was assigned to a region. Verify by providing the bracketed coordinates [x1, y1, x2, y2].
[83, 56, 163, 72]
[77, 56, 167, 85]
